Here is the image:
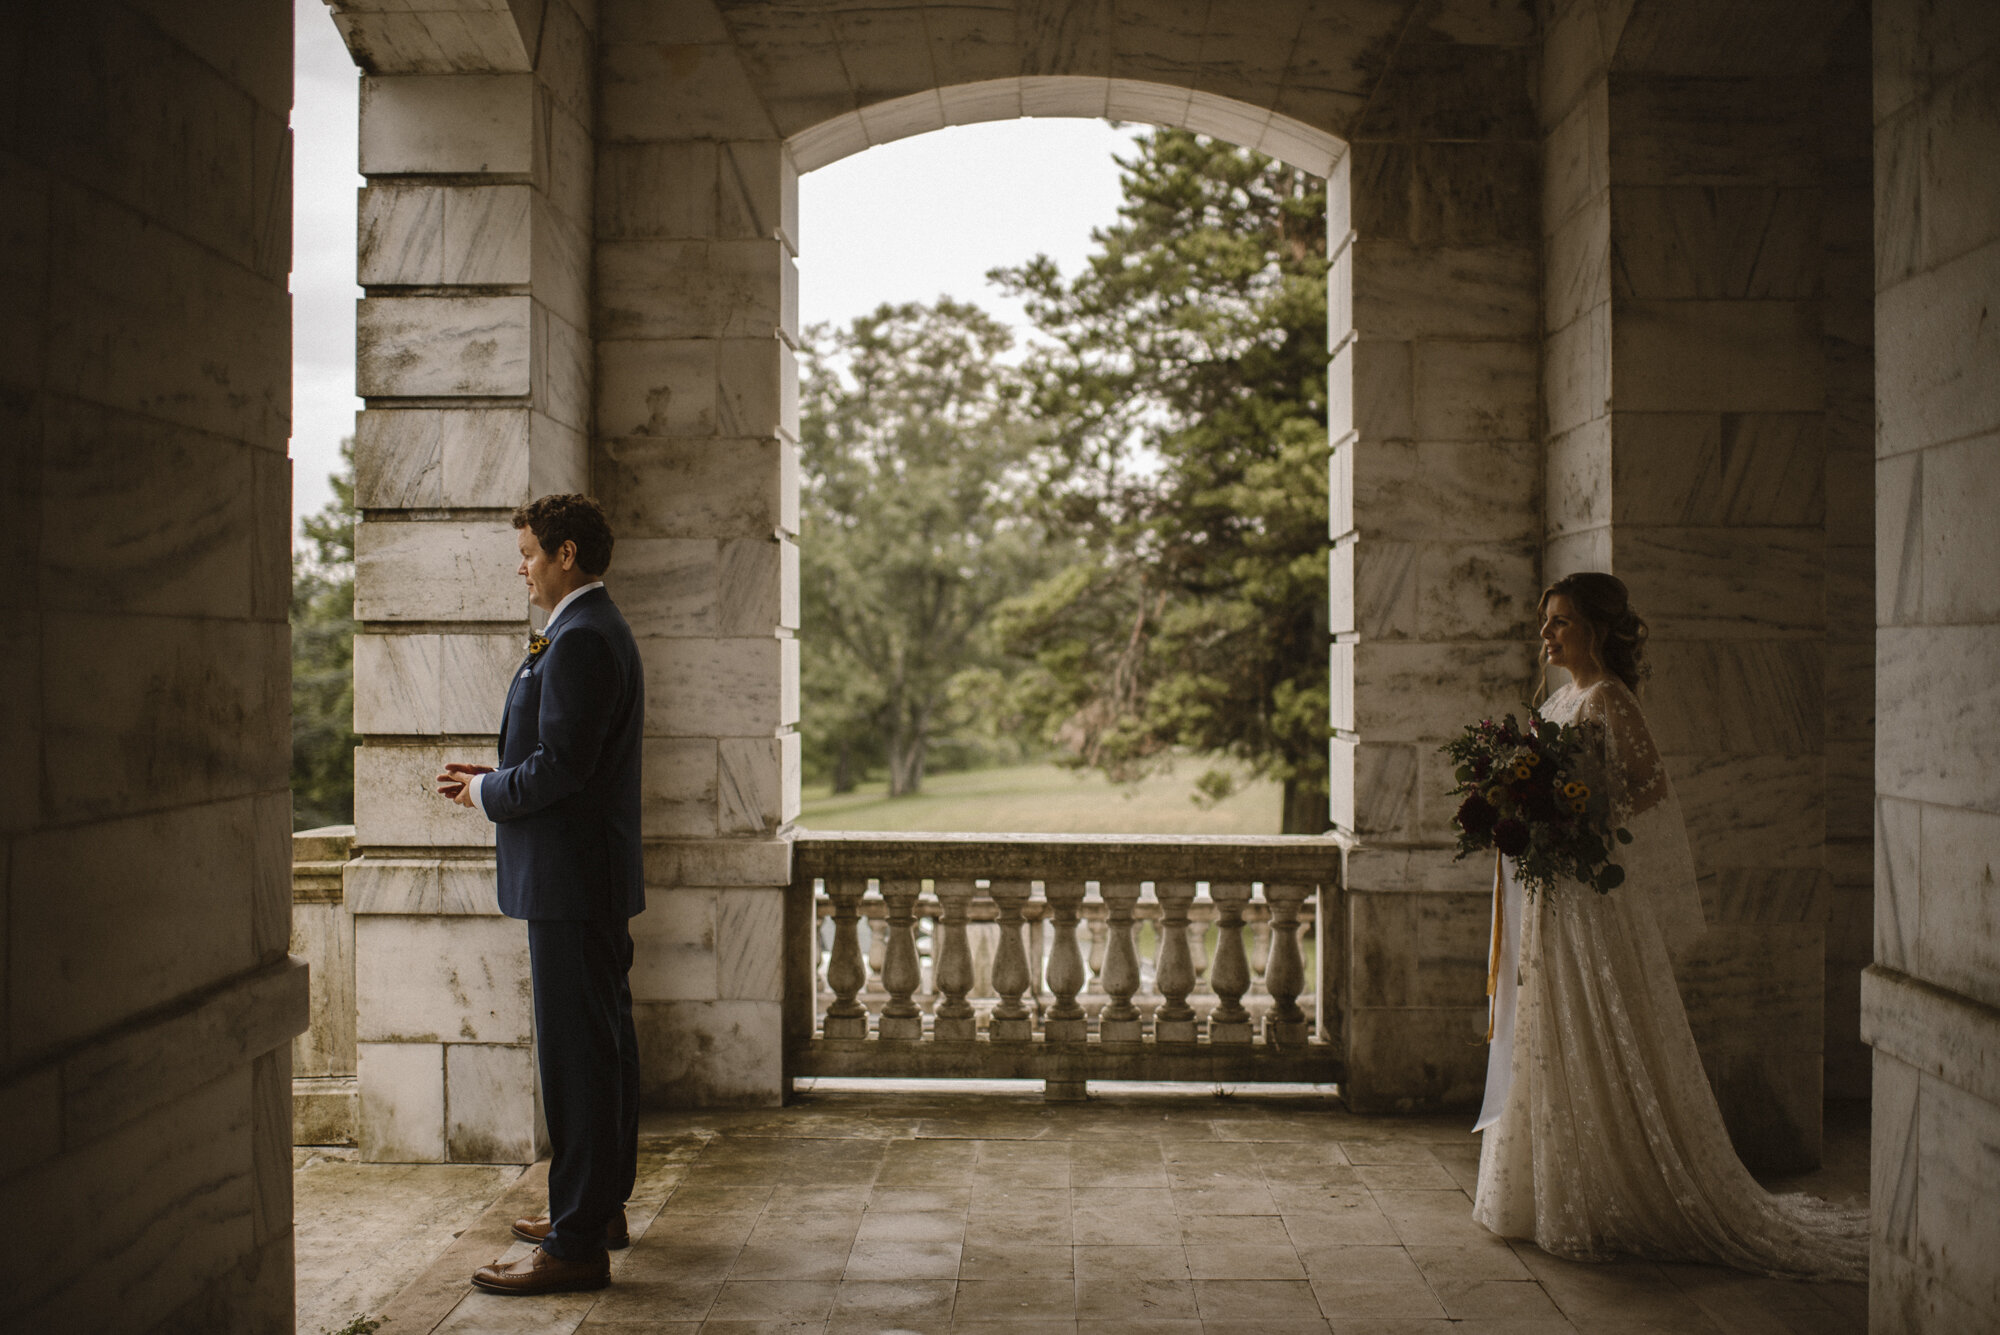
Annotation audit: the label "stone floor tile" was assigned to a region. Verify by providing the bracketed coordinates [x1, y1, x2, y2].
[1355, 1162, 1463, 1191]
[1199, 1323, 1333, 1335]
[1069, 1164, 1173, 1191]
[1267, 1164, 1365, 1192]
[1296, 1243, 1424, 1284]
[853, 1210, 968, 1243]
[584, 1277, 721, 1323]
[1075, 1322, 1203, 1335]
[1431, 1277, 1566, 1320]
[1184, 1241, 1310, 1281]
[622, 1240, 750, 1282]
[704, 1280, 839, 1323]
[825, 1277, 957, 1331]
[1191, 1277, 1325, 1322]
[965, 1211, 1073, 1247]
[745, 1213, 862, 1246]
[1310, 1278, 1449, 1319]
[433, 1288, 597, 1332]
[1172, 1184, 1281, 1215]
[1326, 1320, 1456, 1335]
[663, 1186, 777, 1214]
[1407, 1242, 1534, 1282]
[730, 1242, 852, 1284]
[959, 1241, 1076, 1280]
[1271, 1182, 1372, 1212]
[974, 1162, 1071, 1190]
[1281, 1206, 1404, 1247]
[1180, 1213, 1295, 1249]
[577, 1321, 700, 1334]
[1338, 1141, 1443, 1166]
[952, 1277, 1079, 1321]
[967, 1186, 1072, 1220]
[1074, 1274, 1200, 1321]
[761, 1188, 871, 1215]
[945, 1323, 1077, 1335]
[1071, 1192, 1176, 1245]
[976, 1140, 1073, 1164]
[1073, 1244, 1191, 1282]
[842, 1238, 963, 1281]
[694, 1322, 828, 1335]
[867, 1184, 974, 1213]
[1427, 1322, 1575, 1335]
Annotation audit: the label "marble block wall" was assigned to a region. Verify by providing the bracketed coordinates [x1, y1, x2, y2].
[1330, 2, 1545, 1113]
[0, 1, 307, 1327]
[333, 0, 595, 1159]
[597, 0, 803, 1107]
[1867, 0, 2000, 1327]
[1537, 0, 1876, 1171]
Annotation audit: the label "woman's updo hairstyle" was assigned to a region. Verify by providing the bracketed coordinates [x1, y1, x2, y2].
[1540, 571, 1650, 692]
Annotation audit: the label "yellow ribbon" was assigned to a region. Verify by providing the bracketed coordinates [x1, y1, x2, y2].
[1486, 846, 1503, 1043]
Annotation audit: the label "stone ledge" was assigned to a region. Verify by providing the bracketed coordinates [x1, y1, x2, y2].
[1862, 964, 2000, 1106]
[294, 1075, 358, 1146]
[0, 957, 309, 1160]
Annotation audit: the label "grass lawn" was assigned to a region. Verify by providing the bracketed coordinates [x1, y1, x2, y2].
[798, 758, 1286, 834]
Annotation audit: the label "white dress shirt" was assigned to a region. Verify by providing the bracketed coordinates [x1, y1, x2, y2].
[469, 581, 605, 819]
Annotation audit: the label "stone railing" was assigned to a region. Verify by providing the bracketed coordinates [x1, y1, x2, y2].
[785, 832, 1346, 1099]
[291, 825, 356, 1144]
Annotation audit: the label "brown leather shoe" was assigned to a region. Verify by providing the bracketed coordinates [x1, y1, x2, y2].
[471, 1245, 610, 1296]
[511, 1207, 629, 1249]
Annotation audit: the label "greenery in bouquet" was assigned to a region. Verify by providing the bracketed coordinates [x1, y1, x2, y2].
[1442, 712, 1632, 897]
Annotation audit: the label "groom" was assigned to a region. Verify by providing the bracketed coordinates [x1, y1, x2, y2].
[434, 493, 645, 1296]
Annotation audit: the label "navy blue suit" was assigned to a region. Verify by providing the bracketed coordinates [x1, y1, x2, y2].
[486, 586, 645, 1261]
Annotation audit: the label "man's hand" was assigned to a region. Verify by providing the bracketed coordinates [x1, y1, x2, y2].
[436, 762, 496, 809]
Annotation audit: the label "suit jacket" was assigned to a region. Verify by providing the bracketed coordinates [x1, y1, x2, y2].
[485, 586, 646, 921]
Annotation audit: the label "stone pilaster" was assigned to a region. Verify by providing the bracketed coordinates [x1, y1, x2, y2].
[1331, 6, 1545, 1113]
[336, 0, 596, 1160]
[597, 0, 801, 1106]
[1868, 0, 2000, 1326]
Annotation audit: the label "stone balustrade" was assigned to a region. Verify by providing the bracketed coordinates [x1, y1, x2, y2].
[292, 825, 357, 1144]
[786, 832, 1345, 1099]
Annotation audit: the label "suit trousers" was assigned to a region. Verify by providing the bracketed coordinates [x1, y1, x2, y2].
[526, 917, 640, 1260]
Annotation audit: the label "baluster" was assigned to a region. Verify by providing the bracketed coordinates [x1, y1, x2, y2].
[822, 876, 870, 1039]
[863, 892, 888, 997]
[814, 888, 833, 1001]
[1097, 880, 1144, 1043]
[988, 879, 1034, 1041]
[1207, 881, 1253, 1043]
[932, 878, 978, 1041]
[1153, 880, 1198, 1043]
[1043, 879, 1088, 1043]
[1262, 882, 1310, 1046]
[1084, 900, 1109, 992]
[1188, 895, 1214, 992]
[877, 877, 923, 1040]
[1249, 909, 1273, 979]
[1024, 897, 1048, 1018]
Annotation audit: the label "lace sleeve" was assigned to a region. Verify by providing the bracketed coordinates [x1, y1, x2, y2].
[1577, 681, 1670, 822]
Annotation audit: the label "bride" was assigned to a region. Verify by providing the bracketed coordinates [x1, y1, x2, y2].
[1471, 572, 1866, 1282]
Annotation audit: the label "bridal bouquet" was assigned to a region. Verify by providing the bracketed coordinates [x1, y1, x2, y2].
[1442, 712, 1632, 897]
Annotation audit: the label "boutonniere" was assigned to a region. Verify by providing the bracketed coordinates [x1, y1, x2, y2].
[526, 632, 550, 658]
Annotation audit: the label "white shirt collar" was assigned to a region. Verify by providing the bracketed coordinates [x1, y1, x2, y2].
[542, 581, 605, 637]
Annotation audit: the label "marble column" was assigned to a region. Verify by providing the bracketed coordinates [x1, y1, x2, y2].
[1866, 0, 2000, 1327]
[1331, 10, 1545, 1113]
[596, 0, 802, 1106]
[336, 0, 595, 1160]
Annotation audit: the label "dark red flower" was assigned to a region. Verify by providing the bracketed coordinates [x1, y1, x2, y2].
[1493, 818, 1530, 857]
[1457, 794, 1499, 837]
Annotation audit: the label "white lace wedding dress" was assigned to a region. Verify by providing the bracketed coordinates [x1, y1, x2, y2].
[1471, 678, 1867, 1281]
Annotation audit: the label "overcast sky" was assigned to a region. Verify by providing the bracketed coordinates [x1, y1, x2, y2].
[290, 1, 1141, 536]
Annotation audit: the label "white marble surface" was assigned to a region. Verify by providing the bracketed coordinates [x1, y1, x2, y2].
[355, 914, 533, 1046]
[630, 887, 721, 1002]
[1353, 241, 1539, 340]
[633, 999, 784, 1106]
[595, 238, 794, 341]
[346, 857, 504, 917]
[353, 744, 501, 848]
[354, 520, 522, 621]
[445, 1042, 541, 1163]
[643, 736, 721, 838]
[597, 435, 795, 539]
[640, 636, 791, 736]
[716, 887, 786, 1003]
[358, 73, 534, 175]
[357, 295, 532, 397]
[359, 1041, 446, 1163]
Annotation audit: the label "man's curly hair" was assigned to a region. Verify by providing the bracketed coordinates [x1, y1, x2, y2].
[512, 494, 615, 575]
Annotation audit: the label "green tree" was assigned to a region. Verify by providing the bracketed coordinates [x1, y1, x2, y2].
[291, 438, 357, 830]
[800, 299, 1058, 796]
[992, 129, 1332, 833]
